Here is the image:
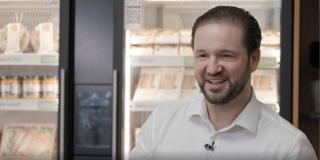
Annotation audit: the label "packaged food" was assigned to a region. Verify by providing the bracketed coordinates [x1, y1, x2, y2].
[41, 76, 58, 99]
[133, 68, 160, 101]
[130, 29, 158, 45]
[22, 76, 41, 99]
[1, 76, 21, 98]
[31, 22, 59, 53]
[154, 45, 179, 55]
[130, 45, 154, 55]
[179, 45, 193, 56]
[155, 30, 179, 44]
[261, 30, 280, 46]
[0, 28, 5, 53]
[0, 23, 30, 53]
[179, 29, 192, 44]
[154, 67, 183, 100]
[0, 124, 56, 160]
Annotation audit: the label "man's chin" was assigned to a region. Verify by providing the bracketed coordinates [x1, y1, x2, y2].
[203, 91, 228, 105]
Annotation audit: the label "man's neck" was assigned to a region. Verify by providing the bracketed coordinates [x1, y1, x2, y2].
[206, 84, 253, 130]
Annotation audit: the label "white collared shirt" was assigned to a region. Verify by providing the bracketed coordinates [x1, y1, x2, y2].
[130, 93, 317, 160]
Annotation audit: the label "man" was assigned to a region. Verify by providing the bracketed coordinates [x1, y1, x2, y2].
[130, 6, 317, 160]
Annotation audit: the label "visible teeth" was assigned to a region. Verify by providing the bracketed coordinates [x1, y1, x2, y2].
[209, 80, 224, 83]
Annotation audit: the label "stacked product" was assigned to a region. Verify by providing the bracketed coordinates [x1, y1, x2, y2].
[0, 75, 58, 99]
[130, 29, 158, 56]
[130, 29, 194, 56]
[133, 67, 199, 103]
[154, 30, 179, 56]
[0, 22, 59, 54]
[179, 29, 193, 56]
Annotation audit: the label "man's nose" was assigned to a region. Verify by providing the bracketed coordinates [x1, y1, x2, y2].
[206, 57, 222, 74]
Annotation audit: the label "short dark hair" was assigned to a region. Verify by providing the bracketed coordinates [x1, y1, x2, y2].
[191, 6, 262, 54]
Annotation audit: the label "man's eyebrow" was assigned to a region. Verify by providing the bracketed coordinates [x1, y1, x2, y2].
[220, 49, 237, 54]
[194, 49, 206, 53]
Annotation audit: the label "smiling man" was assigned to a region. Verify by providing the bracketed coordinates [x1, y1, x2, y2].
[130, 6, 317, 160]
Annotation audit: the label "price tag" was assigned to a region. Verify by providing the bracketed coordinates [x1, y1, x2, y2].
[125, 0, 143, 29]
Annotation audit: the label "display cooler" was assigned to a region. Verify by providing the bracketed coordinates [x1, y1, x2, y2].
[0, 0, 60, 160]
[0, 0, 296, 160]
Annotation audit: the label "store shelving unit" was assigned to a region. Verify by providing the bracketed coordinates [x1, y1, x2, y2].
[131, 55, 194, 67]
[0, 0, 60, 159]
[0, 53, 58, 65]
[0, 99, 58, 111]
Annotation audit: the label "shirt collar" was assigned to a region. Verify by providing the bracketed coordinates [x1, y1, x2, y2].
[187, 92, 262, 135]
[231, 92, 262, 134]
[186, 93, 207, 119]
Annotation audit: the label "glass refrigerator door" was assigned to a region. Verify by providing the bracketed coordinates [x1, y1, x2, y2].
[124, 0, 281, 159]
[0, 0, 60, 159]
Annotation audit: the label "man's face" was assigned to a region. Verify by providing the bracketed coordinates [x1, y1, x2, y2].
[193, 23, 255, 105]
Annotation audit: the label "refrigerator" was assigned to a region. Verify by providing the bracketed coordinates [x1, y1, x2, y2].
[0, 0, 123, 159]
[0, 0, 60, 160]
[0, 0, 294, 160]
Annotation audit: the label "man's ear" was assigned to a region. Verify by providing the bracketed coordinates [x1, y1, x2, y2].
[249, 48, 260, 73]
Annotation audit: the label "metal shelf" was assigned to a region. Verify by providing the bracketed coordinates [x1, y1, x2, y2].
[131, 55, 194, 67]
[130, 100, 166, 112]
[130, 55, 278, 69]
[0, 98, 58, 112]
[0, 53, 58, 66]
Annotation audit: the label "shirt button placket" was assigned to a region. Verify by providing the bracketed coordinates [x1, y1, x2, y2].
[205, 132, 219, 160]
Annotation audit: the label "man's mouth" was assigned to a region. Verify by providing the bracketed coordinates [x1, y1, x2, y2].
[207, 79, 226, 84]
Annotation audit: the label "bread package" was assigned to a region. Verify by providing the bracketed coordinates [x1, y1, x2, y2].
[130, 45, 153, 56]
[261, 30, 280, 46]
[0, 28, 5, 53]
[0, 23, 30, 53]
[179, 29, 191, 44]
[154, 45, 179, 55]
[155, 30, 179, 44]
[133, 68, 160, 101]
[179, 45, 193, 56]
[130, 29, 158, 45]
[31, 22, 59, 53]
[251, 69, 278, 104]
[180, 68, 199, 98]
[154, 67, 183, 101]
[0, 124, 56, 160]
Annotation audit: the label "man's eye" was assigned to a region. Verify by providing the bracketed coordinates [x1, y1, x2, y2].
[223, 54, 233, 58]
[197, 54, 207, 58]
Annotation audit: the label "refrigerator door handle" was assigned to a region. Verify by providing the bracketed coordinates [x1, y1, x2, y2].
[59, 68, 66, 160]
[112, 69, 118, 160]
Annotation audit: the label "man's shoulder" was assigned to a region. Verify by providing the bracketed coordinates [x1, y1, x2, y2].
[259, 104, 304, 139]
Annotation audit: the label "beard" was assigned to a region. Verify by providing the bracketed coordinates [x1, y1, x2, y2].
[197, 61, 251, 105]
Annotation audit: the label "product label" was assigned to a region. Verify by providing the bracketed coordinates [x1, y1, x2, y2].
[2, 84, 11, 95]
[6, 23, 21, 53]
[43, 84, 58, 95]
[23, 83, 32, 93]
[39, 23, 54, 52]
[23, 84, 40, 94]
[125, 0, 143, 29]
[11, 83, 21, 95]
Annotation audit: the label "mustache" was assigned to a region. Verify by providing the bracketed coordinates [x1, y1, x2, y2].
[205, 72, 228, 79]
